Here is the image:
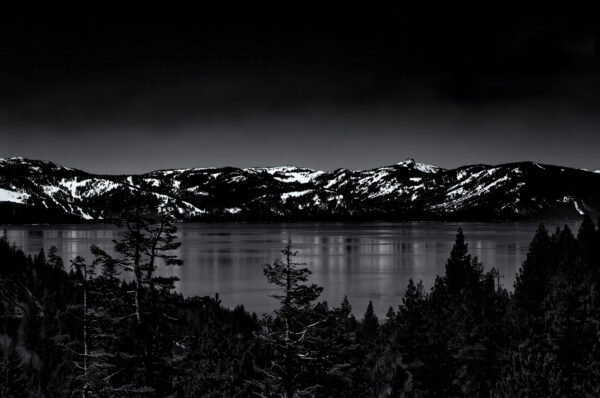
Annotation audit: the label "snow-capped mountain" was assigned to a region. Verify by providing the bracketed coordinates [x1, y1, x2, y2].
[0, 157, 598, 223]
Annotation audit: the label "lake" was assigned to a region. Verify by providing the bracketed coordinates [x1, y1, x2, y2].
[1, 221, 579, 317]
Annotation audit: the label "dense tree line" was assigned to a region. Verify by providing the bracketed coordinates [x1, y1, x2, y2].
[1, 206, 599, 397]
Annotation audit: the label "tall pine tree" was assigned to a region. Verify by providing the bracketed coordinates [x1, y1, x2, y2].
[256, 237, 324, 398]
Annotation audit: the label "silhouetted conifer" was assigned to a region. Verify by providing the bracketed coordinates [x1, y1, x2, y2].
[513, 224, 554, 333]
[256, 237, 324, 398]
[362, 301, 379, 338]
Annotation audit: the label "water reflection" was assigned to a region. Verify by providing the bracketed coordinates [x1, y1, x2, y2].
[2, 221, 579, 317]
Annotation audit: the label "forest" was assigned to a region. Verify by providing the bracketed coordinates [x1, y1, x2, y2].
[1, 203, 599, 397]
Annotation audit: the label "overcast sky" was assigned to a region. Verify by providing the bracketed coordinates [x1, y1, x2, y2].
[0, 3, 599, 173]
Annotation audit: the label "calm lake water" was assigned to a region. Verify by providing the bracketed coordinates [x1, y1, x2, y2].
[2, 221, 579, 317]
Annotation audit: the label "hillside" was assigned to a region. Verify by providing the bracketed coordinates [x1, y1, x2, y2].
[0, 157, 598, 222]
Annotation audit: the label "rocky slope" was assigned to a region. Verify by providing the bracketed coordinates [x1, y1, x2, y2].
[0, 157, 598, 223]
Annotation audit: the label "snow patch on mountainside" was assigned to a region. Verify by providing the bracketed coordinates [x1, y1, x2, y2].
[185, 187, 209, 196]
[228, 175, 247, 183]
[248, 167, 325, 184]
[0, 188, 29, 204]
[562, 196, 585, 216]
[143, 178, 161, 187]
[59, 178, 94, 198]
[57, 178, 121, 198]
[397, 158, 442, 174]
[281, 190, 313, 201]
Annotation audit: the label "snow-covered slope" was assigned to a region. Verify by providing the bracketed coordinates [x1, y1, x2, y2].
[0, 157, 598, 222]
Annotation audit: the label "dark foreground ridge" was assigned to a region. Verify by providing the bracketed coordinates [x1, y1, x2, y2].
[1, 157, 599, 222]
[1, 208, 600, 396]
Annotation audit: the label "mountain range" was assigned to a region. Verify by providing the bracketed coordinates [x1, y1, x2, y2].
[0, 157, 598, 223]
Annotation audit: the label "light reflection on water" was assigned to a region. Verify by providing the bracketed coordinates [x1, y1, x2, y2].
[2, 221, 579, 317]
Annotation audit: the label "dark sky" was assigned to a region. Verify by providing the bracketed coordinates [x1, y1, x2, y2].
[0, 3, 599, 173]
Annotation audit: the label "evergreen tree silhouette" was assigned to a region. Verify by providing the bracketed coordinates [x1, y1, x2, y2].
[257, 237, 324, 398]
[362, 301, 379, 338]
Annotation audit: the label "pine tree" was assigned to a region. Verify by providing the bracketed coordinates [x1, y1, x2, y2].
[111, 200, 184, 394]
[392, 279, 429, 397]
[513, 224, 554, 333]
[256, 237, 324, 398]
[90, 245, 120, 286]
[445, 228, 470, 289]
[386, 306, 396, 321]
[577, 215, 599, 286]
[362, 301, 379, 338]
[59, 200, 185, 395]
[444, 228, 483, 296]
[423, 230, 489, 398]
[398, 279, 426, 362]
[388, 279, 423, 397]
[56, 256, 114, 397]
[70, 256, 97, 398]
[339, 296, 357, 330]
[47, 246, 64, 271]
